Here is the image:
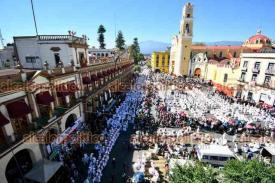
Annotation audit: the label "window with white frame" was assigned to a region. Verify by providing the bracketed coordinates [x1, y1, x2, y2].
[251, 74, 257, 81]
[240, 72, 246, 80]
[264, 76, 271, 85]
[243, 61, 248, 68]
[254, 62, 260, 70]
[267, 63, 274, 71]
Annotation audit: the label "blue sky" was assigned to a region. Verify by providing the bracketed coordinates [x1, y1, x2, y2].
[0, 0, 274, 48]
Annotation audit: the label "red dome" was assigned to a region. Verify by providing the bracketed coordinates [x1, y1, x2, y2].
[246, 31, 271, 44]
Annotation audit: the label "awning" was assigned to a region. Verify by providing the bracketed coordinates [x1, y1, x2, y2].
[102, 71, 108, 77]
[56, 85, 70, 97]
[36, 91, 54, 105]
[82, 76, 92, 84]
[67, 82, 79, 93]
[97, 72, 103, 78]
[24, 159, 62, 183]
[90, 74, 98, 81]
[6, 100, 32, 118]
[0, 112, 9, 127]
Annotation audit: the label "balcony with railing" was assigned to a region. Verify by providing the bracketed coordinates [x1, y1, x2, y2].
[255, 81, 274, 89]
[265, 69, 275, 75]
[0, 100, 82, 157]
[83, 65, 133, 97]
[0, 122, 36, 155]
[37, 35, 87, 45]
[252, 67, 260, 73]
[238, 76, 246, 83]
[241, 67, 247, 72]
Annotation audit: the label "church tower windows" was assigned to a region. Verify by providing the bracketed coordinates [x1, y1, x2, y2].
[186, 24, 190, 34]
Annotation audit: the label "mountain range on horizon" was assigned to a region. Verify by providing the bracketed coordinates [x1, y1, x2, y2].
[140, 40, 243, 54]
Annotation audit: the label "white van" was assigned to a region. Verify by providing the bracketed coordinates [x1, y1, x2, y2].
[196, 144, 236, 167]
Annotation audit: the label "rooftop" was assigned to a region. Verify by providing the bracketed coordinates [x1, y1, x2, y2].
[14, 34, 88, 45]
[192, 45, 243, 50]
[0, 68, 35, 77]
[197, 144, 235, 157]
[264, 146, 275, 156]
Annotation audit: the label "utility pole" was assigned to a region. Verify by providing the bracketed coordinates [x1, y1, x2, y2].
[114, 13, 117, 42]
[30, 0, 39, 36]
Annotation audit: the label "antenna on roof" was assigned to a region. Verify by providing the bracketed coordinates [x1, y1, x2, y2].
[0, 28, 4, 48]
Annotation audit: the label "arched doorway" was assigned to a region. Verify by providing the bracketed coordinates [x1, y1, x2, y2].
[155, 69, 160, 73]
[5, 149, 33, 183]
[65, 113, 77, 129]
[194, 68, 201, 77]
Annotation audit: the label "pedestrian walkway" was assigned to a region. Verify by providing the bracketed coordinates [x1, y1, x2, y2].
[101, 124, 135, 183]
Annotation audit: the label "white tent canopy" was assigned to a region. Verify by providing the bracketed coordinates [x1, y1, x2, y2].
[24, 159, 62, 183]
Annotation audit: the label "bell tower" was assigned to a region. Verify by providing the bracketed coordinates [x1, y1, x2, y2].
[173, 2, 193, 76]
[180, 2, 193, 36]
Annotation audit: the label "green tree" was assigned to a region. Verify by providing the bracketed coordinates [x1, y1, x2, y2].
[97, 25, 106, 49]
[134, 65, 141, 73]
[223, 159, 275, 183]
[115, 30, 125, 50]
[169, 162, 219, 183]
[129, 37, 144, 64]
[146, 60, 151, 68]
[132, 37, 140, 53]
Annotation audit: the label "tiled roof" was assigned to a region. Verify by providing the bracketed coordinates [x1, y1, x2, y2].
[192, 45, 243, 50]
[247, 34, 271, 43]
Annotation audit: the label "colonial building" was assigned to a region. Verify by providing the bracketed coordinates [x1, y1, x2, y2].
[14, 33, 89, 69]
[169, 2, 193, 76]
[189, 31, 274, 97]
[151, 50, 170, 73]
[88, 47, 115, 58]
[0, 48, 133, 182]
[237, 53, 275, 105]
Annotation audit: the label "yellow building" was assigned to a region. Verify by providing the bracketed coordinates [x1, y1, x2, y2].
[151, 51, 170, 73]
[205, 59, 241, 96]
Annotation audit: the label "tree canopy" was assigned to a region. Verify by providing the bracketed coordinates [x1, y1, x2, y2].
[115, 30, 125, 50]
[132, 37, 140, 53]
[134, 65, 141, 73]
[223, 159, 275, 183]
[97, 25, 106, 49]
[169, 159, 275, 183]
[129, 37, 144, 64]
[169, 162, 219, 183]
